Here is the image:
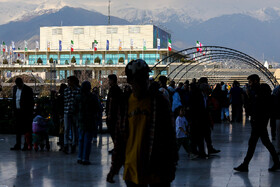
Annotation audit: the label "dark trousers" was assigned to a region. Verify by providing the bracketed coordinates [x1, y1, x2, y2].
[190, 123, 213, 155]
[15, 109, 32, 148]
[270, 117, 276, 139]
[232, 104, 243, 122]
[243, 118, 279, 165]
[177, 137, 191, 154]
[125, 181, 170, 187]
[106, 120, 116, 143]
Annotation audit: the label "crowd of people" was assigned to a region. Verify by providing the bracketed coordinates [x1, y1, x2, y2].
[8, 59, 280, 186]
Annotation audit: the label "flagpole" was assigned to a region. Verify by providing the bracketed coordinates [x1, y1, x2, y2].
[167, 38, 169, 64]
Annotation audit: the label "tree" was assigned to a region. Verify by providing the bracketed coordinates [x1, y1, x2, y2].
[94, 57, 101, 64]
[49, 58, 54, 63]
[107, 59, 113, 65]
[119, 57, 124, 63]
[37, 57, 43, 64]
[3, 59, 8, 64]
[71, 56, 76, 64]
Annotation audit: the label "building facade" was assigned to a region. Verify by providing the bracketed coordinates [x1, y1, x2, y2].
[7, 25, 174, 80]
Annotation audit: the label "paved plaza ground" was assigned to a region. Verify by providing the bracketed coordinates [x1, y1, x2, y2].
[1, 118, 280, 187]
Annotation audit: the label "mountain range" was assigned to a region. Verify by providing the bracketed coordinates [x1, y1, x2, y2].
[0, 5, 280, 62]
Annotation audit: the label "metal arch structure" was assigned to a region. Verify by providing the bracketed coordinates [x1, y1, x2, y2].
[151, 46, 278, 88]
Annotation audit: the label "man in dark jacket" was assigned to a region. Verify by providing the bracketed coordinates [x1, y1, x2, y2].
[106, 74, 122, 153]
[107, 59, 178, 186]
[234, 74, 279, 172]
[10, 77, 34, 151]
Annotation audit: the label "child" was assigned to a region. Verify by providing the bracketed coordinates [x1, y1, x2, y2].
[32, 107, 50, 151]
[176, 106, 197, 159]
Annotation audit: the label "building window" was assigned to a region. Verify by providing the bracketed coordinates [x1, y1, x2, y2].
[82, 54, 93, 65]
[60, 54, 70, 65]
[129, 27, 140, 33]
[73, 28, 84, 35]
[29, 55, 47, 65]
[128, 54, 137, 62]
[107, 27, 118, 34]
[140, 54, 160, 65]
[160, 70, 167, 75]
[52, 28, 62, 35]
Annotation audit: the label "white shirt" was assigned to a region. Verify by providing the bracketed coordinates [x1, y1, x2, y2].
[176, 116, 188, 138]
[16, 88, 22, 109]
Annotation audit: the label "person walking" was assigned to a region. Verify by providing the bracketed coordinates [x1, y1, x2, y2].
[106, 59, 178, 186]
[75, 81, 99, 165]
[10, 77, 34, 151]
[234, 74, 279, 172]
[106, 74, 122, 154]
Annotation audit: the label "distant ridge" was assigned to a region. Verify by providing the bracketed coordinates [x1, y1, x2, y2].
[0, 6, 130, 48]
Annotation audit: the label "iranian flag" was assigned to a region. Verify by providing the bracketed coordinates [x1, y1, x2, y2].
[93, 40, 98, 51]
[196, 41, 201, 52]
[168, 39, 172, 51]
[24, 41, 28, 51]
[2, 41, 5, 52]
[71, 40, 74, 52]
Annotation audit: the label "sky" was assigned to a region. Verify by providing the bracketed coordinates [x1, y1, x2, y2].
[1, 0, 280, 20]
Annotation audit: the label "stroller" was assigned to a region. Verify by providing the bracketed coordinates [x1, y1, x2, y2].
[32, 115, 50, 151]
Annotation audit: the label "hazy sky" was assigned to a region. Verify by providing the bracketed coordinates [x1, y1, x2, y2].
[1, 0, 280, 19]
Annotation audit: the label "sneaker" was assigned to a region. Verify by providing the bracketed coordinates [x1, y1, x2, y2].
[208, 148, 221, 154]
[269, 162, 280, 172]
[77, 160, 82, 164]
[234, 163, 248, 172]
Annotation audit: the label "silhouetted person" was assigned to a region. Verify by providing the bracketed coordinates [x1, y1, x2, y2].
[75, 81, 99, 165]
[57, 83, 67, 151]
[234, 74, 279, 172]
[229, 81, 243, 122]
[107, 59, 178, 186]
[10, 77, 34, 151]
[106, 74, 122, 154]
[63, 76, 80, 154]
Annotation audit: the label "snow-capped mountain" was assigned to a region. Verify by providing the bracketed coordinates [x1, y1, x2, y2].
[0, 0, 66, 24]
[246, 7, 280, 22]
[116, 7, 200, 27]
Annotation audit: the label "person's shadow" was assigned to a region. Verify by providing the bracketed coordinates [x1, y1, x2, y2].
[234, 172, 253, 187]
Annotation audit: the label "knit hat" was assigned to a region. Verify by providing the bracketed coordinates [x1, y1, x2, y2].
[125, 59, 151, 83]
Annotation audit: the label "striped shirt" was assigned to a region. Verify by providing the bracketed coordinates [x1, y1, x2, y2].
[64, 86, 80, 114]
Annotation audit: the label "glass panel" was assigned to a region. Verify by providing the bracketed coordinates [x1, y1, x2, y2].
[128, 54, 137, 62]
[70, 54, 80, 65]
[49, 55, 58, 63]
[105, 54, 120, 65]
[73, 28, 84, 35]
[140, 54, 160, 65]
[82, 54, 93, 65]
[93, 54, 103, 64]
[161, 70, 167, 75]
[60, 54, 70, 65]
[129, 27, 140, 33]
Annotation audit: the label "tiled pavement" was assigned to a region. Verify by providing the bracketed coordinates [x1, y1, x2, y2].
[1, 118, 280, 187]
